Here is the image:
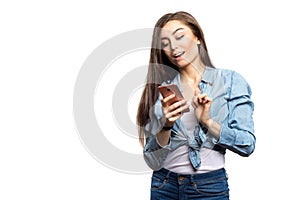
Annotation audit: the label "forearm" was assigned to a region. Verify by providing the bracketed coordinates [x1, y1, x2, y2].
[156, 129, 171, 146]
[205, 119, 221, 139]
[143, 133, 171, 171]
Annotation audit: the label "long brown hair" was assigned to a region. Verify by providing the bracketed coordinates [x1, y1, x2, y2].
[136, 11, 214, 146]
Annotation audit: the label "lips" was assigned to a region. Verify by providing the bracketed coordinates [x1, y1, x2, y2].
[173, 51, 185, 58]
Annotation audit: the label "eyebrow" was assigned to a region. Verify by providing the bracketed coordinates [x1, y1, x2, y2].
[161, 28, 184, 40]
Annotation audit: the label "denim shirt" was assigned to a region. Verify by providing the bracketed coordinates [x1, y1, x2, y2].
[143, 67, 256, 171]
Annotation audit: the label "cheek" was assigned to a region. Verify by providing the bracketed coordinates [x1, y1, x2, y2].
[182, 34, 194, 43]
[182, 41, 198, 56]
[180, 37, 197, 51]
[162, 49, 172, 58]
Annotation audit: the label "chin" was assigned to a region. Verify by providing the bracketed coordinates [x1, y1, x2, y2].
[174, 60, 190, 68]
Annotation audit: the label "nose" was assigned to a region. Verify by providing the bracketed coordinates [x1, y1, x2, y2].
[169, 38, 178, 52]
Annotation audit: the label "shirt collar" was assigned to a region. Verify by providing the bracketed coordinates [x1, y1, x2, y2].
[171, 66, 216, 91]
[201, 66, 216, 84]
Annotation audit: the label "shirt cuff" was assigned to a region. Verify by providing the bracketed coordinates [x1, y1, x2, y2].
[156, 135, 172, 149]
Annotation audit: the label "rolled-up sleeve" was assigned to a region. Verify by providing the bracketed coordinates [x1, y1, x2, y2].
[218, 71, 256, 156]
[142, 100, 171, 171]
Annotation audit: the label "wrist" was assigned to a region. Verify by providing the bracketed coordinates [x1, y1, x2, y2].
[162, 125, 173, 131]
[203, 119, 212, 129]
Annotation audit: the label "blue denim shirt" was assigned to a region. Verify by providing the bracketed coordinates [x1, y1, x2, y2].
[143, 67, 256, 171]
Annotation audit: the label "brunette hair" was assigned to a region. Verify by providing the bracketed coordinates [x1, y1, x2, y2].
[136, 11, 214, 146]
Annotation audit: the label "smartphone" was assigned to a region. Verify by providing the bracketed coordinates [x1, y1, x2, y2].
[158, 84, 190, 112]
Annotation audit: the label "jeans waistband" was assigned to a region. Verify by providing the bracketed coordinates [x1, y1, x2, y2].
[154, 168, 227, 182]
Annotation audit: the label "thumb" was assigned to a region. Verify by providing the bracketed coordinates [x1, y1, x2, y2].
[194, 90, 200, 97]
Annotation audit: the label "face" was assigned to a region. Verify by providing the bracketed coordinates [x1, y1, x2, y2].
[160, 20, 200, 68]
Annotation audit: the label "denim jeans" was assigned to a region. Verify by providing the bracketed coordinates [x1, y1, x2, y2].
[150, 168, 229, 200]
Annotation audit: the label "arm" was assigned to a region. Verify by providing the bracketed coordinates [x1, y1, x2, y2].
[143, 94, 189, 170]
[192, 92, 222, 139]
[142, 99, 171, 171]
[217, 71, 256, 156]
[143, 128, 172, 171]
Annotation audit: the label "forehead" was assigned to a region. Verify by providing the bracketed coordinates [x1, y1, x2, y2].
[160, 20, 192, 37]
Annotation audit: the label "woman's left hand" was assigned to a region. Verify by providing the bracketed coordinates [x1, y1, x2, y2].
[192, 91, 212, 128]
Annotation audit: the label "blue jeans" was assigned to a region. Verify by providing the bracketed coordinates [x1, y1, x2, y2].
[150, 168, 229, 200]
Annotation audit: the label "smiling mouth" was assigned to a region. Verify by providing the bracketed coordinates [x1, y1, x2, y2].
[173, 51, 185, 58]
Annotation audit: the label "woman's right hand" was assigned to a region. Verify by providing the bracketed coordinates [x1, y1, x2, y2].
[161, 94, 189, 127]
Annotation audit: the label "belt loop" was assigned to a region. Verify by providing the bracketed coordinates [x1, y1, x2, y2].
[166, 169, 171, 179]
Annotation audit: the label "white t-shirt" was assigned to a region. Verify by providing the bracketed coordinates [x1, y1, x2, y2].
[163, 104, 225, 174]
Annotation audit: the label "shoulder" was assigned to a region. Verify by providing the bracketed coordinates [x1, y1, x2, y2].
[211, 67, 252, 96]
[205, 66, 235, 78]
[216, 68, 235, 79]
[212, 67, 248, 84]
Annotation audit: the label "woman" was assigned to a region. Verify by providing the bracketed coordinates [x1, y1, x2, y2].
[136, 11, 255, 200]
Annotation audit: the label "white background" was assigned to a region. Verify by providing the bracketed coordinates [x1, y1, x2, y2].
[1, 0, 300, 199]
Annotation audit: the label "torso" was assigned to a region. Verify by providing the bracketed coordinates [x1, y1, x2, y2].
[181, 81, 200, 101]
[163, 104, 225, 174]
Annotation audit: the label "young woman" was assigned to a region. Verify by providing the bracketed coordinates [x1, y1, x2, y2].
[136, 11, 255, 200]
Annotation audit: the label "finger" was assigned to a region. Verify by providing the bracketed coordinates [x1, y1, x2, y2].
[191, 101, 197, 109]
[207, 97, 212, 102]
[168, 99, 187, 111]
[161, 94, 176, 106]
[166, 104, 190, 119]
[166, 107, 187, 119]
[197, 93, 208, 104]
[202, 96, 212, 104]
[168, 113, 183, 122]
[192, 93, 198, 102]
[194, 90, 200, 97]
[205, 97, 213, 105]
[197, 93, 208, 99]
[192, 96, 199, 108]
[202, 96, 209, 104]
[161, 100, 167, 108]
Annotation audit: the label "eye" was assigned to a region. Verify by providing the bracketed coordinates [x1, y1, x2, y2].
[176, 35, 184, 40]
[161, 42, 169, 48]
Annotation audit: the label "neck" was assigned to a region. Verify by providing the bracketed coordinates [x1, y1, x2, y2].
[179, 58, 205, 84]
